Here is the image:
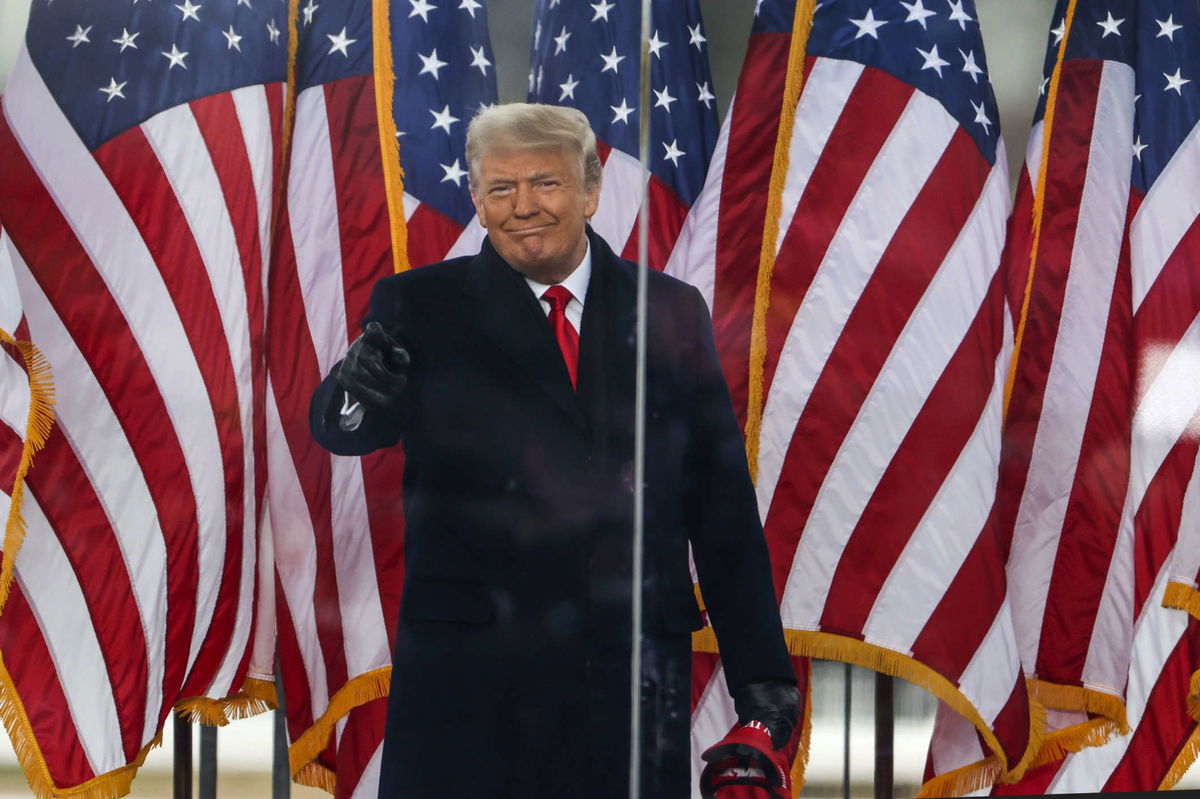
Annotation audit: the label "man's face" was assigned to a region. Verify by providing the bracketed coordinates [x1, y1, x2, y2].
[472, 146, 600, 284]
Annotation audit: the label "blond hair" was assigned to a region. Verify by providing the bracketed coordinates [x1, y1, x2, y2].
[466, 103, 602, 193]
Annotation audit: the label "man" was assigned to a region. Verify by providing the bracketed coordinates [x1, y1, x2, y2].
[310, 103, 797, 798]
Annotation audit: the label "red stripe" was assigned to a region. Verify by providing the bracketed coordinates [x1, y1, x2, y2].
[182, 91, 270, 697]
[827, 270, 1008, 650]
[275, 573, 316, 737]
[1133, 210, 1200, 358]
[1033, 193, 1136, 686]
[1103, 619, 1200, 790]
[92, 123, 246, 703]
[619, 176, 689, 272]
[407, 204, 467, 270]
[1133, 436, 1200, 613]
[0, 585, 96, 785]
[323, 76, 397, 342]
[323, 75, 411, 650]
[709, 35, 795, 424]
[997, 60, 1104, 538]
[690, 652, 721, 711]
[760, 67, 916, 402]
[760, 128, 991, 603]
[334, 697, 388, 799]
[992, 759, 1062, 795]
[26, 442, 151, 760]
[0, 114, 203, 714]
[1003, 167, 1036, 322]
[266, 204, 351, 704]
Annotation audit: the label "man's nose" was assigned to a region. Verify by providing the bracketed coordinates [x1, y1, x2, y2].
[513, 184, 538, 217]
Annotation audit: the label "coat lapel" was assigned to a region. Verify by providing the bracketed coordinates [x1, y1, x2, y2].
[576, 229, 637, 458]
[465, 237, 589, 432]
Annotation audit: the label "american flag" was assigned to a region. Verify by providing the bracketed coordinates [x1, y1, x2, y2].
[667, 0, 1036, 793]
[267, 0, 494, 793]
[937, 0, 1200, 790]
[0, 0, 285, 793]
[527, 0, 720, 272]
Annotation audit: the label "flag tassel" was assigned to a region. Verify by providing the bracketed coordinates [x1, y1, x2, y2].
[1163, 581, 1200, 621]
[174, 677, 280, 726]
[696, 627, 1048, 796]
[0, 331, 56, 615]
[1160, 723, 1200, 791]
[288, 666, 391, 778]
[0, 652, 161, 799]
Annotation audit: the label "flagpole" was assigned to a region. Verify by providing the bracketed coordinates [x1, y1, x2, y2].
[628, 0, 653, 795]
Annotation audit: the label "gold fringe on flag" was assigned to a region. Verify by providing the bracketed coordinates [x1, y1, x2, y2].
[789, 664, 813, 797]
[1160, 722, 1200, 791]
[294, 761, 338, 793]
[288, 666, 391, 779]
[1164, 581, 1200, 621]
[0, 651, 162, 799]
[1003, 0, 1079, 415]
[268, 0, 301, 259]
[0, 330, 55, 615]
[693, 627, 1047, 796]
[743, 0, 817, 481]
[1017, 678, 1129, 766]
[174, 677, 280, 726]
[372, 0, 411, 274]
[1189, 669, 1200, 722]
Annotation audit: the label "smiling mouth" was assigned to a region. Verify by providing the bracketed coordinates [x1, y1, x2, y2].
[507, 223, 552, 234]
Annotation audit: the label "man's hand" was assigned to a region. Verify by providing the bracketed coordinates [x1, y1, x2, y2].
[699, 680, 801, 798]
[731, 680, 800, 748]
[334, 321, 410, 410]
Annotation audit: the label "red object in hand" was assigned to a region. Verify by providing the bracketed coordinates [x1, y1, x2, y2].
[699, 720, 797, 799]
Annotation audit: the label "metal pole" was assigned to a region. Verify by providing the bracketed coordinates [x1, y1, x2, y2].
[843, 663, 851, 799]
[273, 707, 291, 799]
[874, 673, 894, 799]
[198, 726, 217, 799]
[274, 665, 291, 799]
[173, 716, 193, 799]
[627, 1, 652, 797]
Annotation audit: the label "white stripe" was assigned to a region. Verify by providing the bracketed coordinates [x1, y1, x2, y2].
[265, 383, 330, 715]
[689, 665, 735, 799]
[1167, 448, 1200, 590]
[350, 742, 385, 799]
[287, 88, 390, 678]
[953, 601, 1021, 726]
[590, 147, 646, 255]
[862, 311, 1008, 653]
[445, 217, 487, 260]
[1024, 119, 1045, 191]
[7, 49, 227, 685]
[3, 492, 123, 772]
[775, 58, 865, 256]
[231, 85, 275, 300]
[402, 191, 420, 221]
[1129, 315, 1200, 514]
[10, 238, 168, 745]
[289, 87, 352, 373]
[1049, 560, 1190, 791]
[778, 159, 1008, 630]
[663, 92, 735, 310]
[1007, 61, 1134, 674]
[142, 102, 255, 682]
[329, 453, 390, 677]
[756, 91, 960, 520]
[1130, 119, 1200, 313]
[927, 700, 986, 780]
[0, 352, 30, 442]
[0, 229, 21, 334]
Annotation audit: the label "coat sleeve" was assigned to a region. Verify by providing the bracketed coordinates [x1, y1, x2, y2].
[680, 285, 794, 691]
[309, 275, 411, 456]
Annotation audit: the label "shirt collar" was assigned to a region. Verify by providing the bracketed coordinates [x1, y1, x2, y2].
[524, 241, 591, 306]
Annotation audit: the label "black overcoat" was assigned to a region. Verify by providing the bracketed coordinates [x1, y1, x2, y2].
[310, 228, 792, 798]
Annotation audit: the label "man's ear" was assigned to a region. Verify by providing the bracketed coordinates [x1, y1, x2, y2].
[471, 190, 488, 228]
[584, 183, 600, 220]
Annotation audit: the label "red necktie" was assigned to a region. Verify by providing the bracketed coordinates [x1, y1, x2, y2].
[541, 285, 579, 389]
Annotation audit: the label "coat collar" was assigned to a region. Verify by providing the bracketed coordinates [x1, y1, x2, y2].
[463, 227, 637, 437]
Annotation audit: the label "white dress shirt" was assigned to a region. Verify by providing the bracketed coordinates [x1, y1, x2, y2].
[523, 242, 591, 332]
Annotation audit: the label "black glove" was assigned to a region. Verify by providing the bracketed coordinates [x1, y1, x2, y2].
[334, 321, 410, 410]
[730, 679, 800, 749]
